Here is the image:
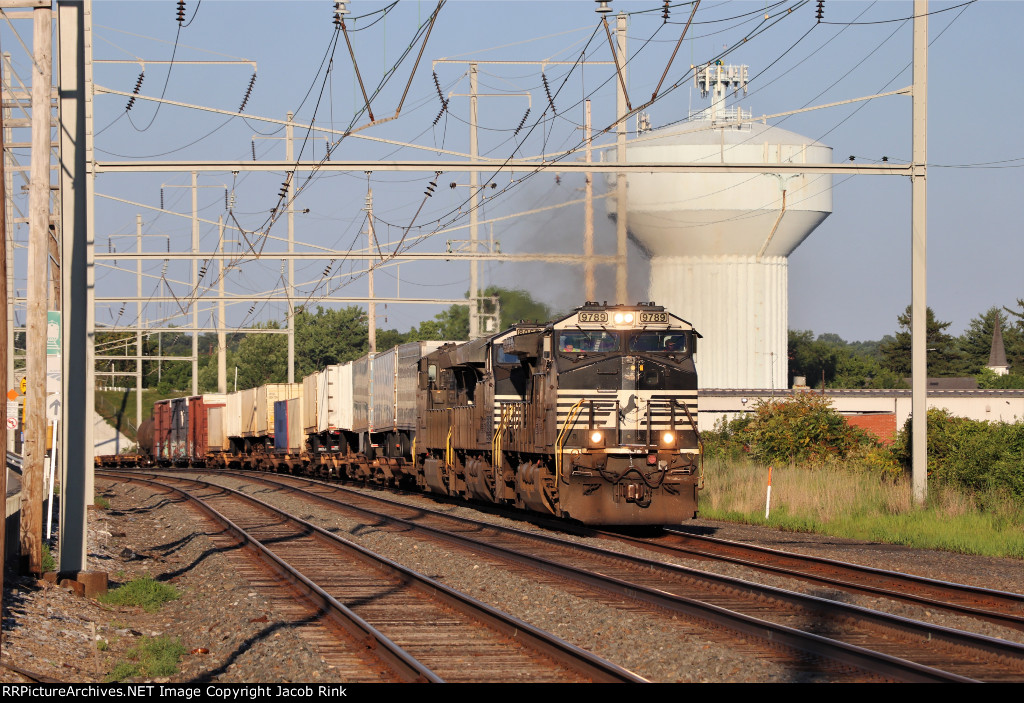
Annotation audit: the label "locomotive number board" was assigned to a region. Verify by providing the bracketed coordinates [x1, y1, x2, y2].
[639, 312, 669, 323]
[578, 312, 608, 323]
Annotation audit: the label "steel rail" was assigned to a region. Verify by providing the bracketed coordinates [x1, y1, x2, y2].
[196, 469, 990, 683]
[627, 526, 1024, 632]
[97, 471, 439, 683]
[101, 470, 645, 683]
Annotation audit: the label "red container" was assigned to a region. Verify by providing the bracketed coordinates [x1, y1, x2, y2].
[153, 399, 172, 464]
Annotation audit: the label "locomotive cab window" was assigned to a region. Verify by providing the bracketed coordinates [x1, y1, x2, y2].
[628, 331, 687, 354]
[558, 331, 620, 354]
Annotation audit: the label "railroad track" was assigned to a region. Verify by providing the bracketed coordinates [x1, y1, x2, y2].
[593, 525, 1024, 633]
[154, 468, 1024, 683]
[97, 470, 644, 683]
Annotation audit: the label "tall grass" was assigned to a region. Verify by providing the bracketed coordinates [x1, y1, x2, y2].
[700, 458, 1024, 559]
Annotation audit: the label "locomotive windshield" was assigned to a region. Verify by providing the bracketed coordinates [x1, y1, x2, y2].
[628, 331, 687, 354]
[558, 330, 620, 353]
[557, 330, 689, 356]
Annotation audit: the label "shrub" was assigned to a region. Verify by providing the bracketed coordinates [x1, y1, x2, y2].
[890, 409, 1024, 499]
[703, 393, 879, 466]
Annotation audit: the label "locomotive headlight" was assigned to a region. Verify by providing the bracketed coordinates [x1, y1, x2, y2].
[661, 431, 675, 446]
[612, 312, 636, 325]
[589, 430, 605, 447]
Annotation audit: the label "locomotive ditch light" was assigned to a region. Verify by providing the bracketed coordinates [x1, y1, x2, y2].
[589, 430, 605, 447]
[661, 431, 675, 447]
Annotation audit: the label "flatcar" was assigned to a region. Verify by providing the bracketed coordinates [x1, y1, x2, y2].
[129, 302, 704, 526]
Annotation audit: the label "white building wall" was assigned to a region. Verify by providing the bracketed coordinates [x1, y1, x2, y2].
[698, 390, 1024, 432]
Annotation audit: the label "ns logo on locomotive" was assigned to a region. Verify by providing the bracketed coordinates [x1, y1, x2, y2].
[128, 302, 702, 526]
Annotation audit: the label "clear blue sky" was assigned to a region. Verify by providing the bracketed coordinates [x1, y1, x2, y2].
[5, 1, 1021, 343]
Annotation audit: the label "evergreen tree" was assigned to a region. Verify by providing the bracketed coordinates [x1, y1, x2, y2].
[879, 306, 966, 377]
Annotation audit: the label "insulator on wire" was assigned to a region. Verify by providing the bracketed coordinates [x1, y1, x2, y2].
[251, 141, 257, 161]
[333, 2, 349, 28]
[424, 179, 437, 197]
[542, 73, 555, 113]
[514, 107, 530, 136]
[278, 180, 290, 199]
[238, 73, 256, 113]
[433, 71, 445, 102]
[160, 188, 164, 209]
[176, 0, 186, 25]
[224, 189, 229, 210]
[815, 0, 825, 21]
[432, 100, 448, 126]
[126, 71, 144, 111]
[198, 262, 208, 280]
[662, 1, 670, 23]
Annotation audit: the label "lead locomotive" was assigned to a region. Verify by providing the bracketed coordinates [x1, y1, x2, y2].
[142, 302, 703, 526]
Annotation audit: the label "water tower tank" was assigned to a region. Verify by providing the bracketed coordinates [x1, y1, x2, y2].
[611, 64, 833, 389]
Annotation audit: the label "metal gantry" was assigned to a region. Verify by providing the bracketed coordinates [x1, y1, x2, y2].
[0, 1, 932, 576]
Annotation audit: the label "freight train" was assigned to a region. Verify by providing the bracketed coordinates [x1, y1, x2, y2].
[111, 302, 703, 526]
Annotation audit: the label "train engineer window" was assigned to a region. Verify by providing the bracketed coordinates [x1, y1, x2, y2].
[558, 331, 620, 353]
[628, 331, 687, 353]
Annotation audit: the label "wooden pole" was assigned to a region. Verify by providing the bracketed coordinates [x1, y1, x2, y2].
[0, 35, 9, 623]
[23, 3, 52, 576]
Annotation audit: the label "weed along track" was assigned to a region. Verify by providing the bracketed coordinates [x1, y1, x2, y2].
[98, 471, 644, 683]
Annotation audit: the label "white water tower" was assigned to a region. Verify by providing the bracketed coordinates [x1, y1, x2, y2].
[610, 63, 833, 389]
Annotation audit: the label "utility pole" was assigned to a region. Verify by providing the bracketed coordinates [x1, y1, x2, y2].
[136, 215, 142, 426]
[584, 99, 594, 301]
[285, 112, 295, 383]
[3, 53, 12, 455]
[615, 12, 628, 304]
[217, 216, 226, 394]
[22, 1, 51, 576]
[58, 0, 94, 574]
[911, 0, 929, 506]
[468, 62, 480, 339]
[191, 171, 198, 395]
[365, 188, 376, 353]
[1, 41, 8, 600]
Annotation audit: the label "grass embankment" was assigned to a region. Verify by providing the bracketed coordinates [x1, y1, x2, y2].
[95, 389, 162, 444]
[700, 458, 1024, 559]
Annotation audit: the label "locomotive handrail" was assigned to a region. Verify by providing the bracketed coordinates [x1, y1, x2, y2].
[674, 398, 705, 488]
[555, 398, 585, 481]
[445, 424, 454, 468]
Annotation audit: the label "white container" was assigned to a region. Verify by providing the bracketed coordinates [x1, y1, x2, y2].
[316, 363, 354, 433]
[256, 383, 301, 437]
[240, 388, 258, 438]
[302, 371, 320, 434]
[225, 391, 242, 440]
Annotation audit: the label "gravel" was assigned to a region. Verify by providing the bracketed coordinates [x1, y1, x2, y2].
[2, 472, 1021, 683]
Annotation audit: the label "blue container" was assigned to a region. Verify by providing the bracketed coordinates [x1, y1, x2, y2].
[274, 399, 289, 452]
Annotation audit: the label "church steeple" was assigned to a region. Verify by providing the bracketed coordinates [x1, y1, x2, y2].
[987, 316, 1009, 376]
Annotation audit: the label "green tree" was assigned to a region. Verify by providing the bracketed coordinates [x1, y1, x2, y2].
[958, 306, 1024, 376]
[879, 306, 965, 377]
[788, 330, 840, 388]
[293, 305, 370, 377]
[234, 322, 287, 388]
[406, 286, 556, 342]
